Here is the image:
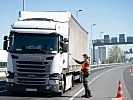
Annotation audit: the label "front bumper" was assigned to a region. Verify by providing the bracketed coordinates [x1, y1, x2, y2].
[6, 82, 62, 93]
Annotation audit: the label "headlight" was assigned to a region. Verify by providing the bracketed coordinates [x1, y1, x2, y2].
[5, 71, 9, 77]
[5, 71, 14, 78]
[49, 80, 60, 85]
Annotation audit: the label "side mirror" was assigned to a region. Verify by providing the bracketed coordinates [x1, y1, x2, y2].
[4, 36, 8, 40]
[3, 36, 8, 50]
[63, 43, 68, 52]
[3, 41, 8, 50]
[64, 38, 68, 43]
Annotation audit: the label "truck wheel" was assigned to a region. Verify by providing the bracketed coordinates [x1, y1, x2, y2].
[62, 74, 66, 92]
[57, 75, 66, 96]
[72, 75, 74, 87]
[77, 72, 83, 83]
[57, 89, 63, 96]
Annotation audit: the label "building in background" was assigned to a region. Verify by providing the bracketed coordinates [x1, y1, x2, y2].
[0, 50, 8, 68]
[124, 48, 133, 62]
[98, 46, 106, 64]
[94, 48, 99, 64]
[94, 46, 106, 64]
[104, 35, 110, 43]
[111, 37, 117, 43]
[119, 34, 125, 43]
[127, 36, 133, 43]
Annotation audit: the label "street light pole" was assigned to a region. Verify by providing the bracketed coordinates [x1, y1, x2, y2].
[23, 0, 25, 11]
[91, 24, 96, 41]
[76, 10, 82, 20]
[90, 24, 96, 64]
[100, 32, 103, 40]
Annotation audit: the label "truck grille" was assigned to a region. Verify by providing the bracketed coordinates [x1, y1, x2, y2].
[15, 61, 50, 85]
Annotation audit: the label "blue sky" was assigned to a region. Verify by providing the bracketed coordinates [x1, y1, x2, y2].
[1, 0, 133, 50]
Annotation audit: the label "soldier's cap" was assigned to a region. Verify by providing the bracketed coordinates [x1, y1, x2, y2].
[82, 54, 88, 58]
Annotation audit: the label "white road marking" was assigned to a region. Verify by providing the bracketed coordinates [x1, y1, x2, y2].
[69, 68, 116, 100]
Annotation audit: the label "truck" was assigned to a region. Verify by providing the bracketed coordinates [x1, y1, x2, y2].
[3, 11, 88, 95]
[0, 50, 7, 77]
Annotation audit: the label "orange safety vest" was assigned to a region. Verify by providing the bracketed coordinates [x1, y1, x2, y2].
[81, 61, 90, 74]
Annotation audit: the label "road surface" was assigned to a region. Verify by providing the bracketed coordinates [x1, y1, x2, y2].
[0, 64, 132, 100]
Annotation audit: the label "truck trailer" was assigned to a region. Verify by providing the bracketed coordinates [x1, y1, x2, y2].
[3, 11, 88, 95]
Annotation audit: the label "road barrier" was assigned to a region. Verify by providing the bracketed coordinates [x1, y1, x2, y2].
[90, 63, 125, 71]
[116, 80, 125, 98]
[0, 63, 128, 78]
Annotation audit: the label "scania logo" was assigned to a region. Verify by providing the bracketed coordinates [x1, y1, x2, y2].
[22, 55, 42, 60]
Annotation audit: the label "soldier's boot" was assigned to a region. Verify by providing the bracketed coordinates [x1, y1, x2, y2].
[85, 90, 92, 98]
[81, 90, 88, 97]
[81, 93, 87, 97]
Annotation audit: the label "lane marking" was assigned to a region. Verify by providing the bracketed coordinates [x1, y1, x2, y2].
[69, 68, 116, 100]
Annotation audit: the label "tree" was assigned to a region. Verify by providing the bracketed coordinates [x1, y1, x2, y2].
[108, 45, 123, 63]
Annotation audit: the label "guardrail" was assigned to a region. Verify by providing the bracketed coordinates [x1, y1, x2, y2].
[0, 63, 128, 78]
[90, 63, 125, 71]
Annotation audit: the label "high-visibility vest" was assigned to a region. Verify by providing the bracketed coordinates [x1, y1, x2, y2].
[81, 61, 90, 74]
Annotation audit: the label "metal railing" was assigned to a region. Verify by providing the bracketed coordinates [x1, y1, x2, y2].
[90, 63, 125, 71]
[0, 63, 128, 77]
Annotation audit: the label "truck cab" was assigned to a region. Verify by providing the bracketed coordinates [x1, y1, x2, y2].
[3, 11, 88, 95]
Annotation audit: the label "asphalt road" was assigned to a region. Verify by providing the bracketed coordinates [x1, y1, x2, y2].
[123, 65, 133, 100]
[0, 64, 132, 100]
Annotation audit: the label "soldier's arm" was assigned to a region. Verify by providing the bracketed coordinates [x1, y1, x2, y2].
[73, 58, 84, 64]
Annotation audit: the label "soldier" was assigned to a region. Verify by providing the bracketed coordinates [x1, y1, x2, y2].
[73, 54, 92, 98]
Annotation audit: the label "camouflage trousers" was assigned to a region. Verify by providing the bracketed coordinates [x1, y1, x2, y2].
[83, 74, 91, 95]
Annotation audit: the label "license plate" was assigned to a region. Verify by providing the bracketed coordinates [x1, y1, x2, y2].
[26, 88, 37, 92]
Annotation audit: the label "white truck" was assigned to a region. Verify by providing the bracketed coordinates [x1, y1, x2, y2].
[3, 11, 88, 95]
[0, 50, 7, 77]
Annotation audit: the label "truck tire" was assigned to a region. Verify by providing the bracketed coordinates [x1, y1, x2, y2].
[57, 88, 63, 96]
[72, 75, 74, 87]
[77, 72, 83, 83]
[57, 74, 66, 96]
[62, 74, 66, 92]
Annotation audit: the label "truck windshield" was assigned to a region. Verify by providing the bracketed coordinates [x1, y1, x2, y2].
[9, 33, 59, 54]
